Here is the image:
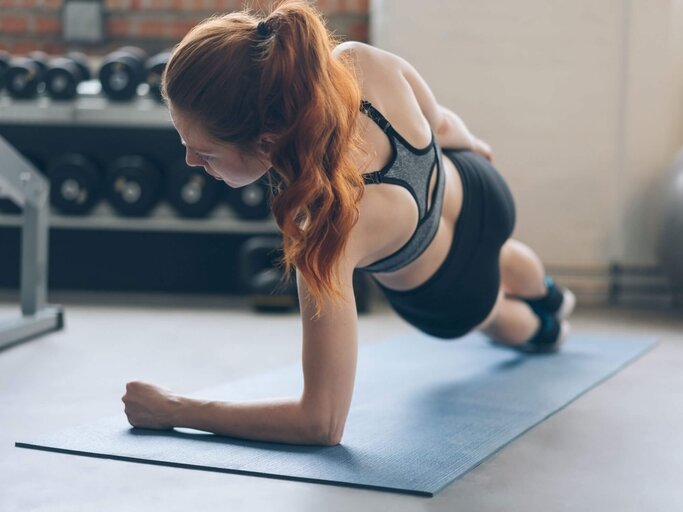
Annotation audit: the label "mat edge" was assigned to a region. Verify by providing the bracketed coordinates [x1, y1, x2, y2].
[14, 442, 435, 498]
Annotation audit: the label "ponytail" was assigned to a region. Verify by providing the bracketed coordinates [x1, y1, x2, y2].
[163, 0, 369, 317]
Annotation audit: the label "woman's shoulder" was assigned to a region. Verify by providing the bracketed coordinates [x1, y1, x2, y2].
[332, 41, 373, 60]
[332, 41, 406, 84]
[334, 42, 431, 142]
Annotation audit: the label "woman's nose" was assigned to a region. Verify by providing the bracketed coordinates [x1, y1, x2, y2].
[185, 148, 203, 168]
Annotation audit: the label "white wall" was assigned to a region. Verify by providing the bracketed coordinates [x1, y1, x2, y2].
[370, 0, 683, 296]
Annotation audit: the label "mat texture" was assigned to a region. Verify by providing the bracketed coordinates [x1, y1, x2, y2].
[16, 332, 656, 496]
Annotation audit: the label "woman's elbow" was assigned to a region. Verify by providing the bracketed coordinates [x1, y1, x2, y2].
[314, 431, 343, 446]
[306, 413, 346, 446]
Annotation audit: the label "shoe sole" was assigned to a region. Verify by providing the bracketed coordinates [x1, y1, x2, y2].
[555, 319, 571, 349]
[556, 289, 576, 321]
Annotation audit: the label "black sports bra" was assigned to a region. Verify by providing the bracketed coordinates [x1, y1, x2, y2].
[356, 100, 446, 273]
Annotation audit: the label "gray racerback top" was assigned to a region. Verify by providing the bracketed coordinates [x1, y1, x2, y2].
[357, 100, 446, 274]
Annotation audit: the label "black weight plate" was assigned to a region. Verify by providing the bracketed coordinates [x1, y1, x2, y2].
[5, 57, 42, 99]
[226, 177, 271, 220]
[64, 51, 91, 81]
[238, 235, 284, 285]
[45, 57, 80, 100]
[145, 51, 170, 102]
[99, 50, 146, 101]
[27, 51, 49, 77]
[47, 153, 102, 215]
[106, 155, 162, 216]
[166, 160, 222, 218]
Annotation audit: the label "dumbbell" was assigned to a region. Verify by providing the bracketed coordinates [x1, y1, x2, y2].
[165, 160, 223, 218]
[4, 51, 50, 99]
[226, 176, 272, 220]
[0, 50, 11, 92]
[45, 52, 91, 100]
[106, 155, 162, 216]
[145, 50, 171, 102]
[28, 51, 50, 73]
[99, 46, 148, 101]
[46, 153, 102, 215]
[239, 236, 298, 312]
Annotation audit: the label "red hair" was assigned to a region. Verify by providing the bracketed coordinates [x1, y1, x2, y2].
[162, 1, 369, 316]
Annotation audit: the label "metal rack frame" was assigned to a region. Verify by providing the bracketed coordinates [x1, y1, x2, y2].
[0, 136, 64, 350]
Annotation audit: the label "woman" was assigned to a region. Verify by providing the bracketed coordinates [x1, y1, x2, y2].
[122, 0, 576, 445]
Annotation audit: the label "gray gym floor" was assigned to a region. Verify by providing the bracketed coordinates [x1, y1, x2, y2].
[1, 293, 682, 511]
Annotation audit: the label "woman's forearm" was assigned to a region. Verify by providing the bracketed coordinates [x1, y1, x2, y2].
[172, 396, 338, 445]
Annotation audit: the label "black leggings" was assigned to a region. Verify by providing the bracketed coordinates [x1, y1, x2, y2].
[371, 149, 516, 339]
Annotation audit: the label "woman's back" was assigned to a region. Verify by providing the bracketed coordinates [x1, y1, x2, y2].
[337, 42, 466, 292]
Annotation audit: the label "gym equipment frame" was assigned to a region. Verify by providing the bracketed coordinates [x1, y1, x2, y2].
[0, 135, 64, 350]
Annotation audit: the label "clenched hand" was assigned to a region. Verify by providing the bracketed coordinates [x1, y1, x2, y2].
[122, 381, 182, 430]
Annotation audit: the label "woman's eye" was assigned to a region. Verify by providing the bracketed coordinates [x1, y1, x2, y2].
[193, 151, 212, 163]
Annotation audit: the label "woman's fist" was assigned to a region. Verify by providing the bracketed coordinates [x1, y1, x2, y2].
[122, 381, 181, 430]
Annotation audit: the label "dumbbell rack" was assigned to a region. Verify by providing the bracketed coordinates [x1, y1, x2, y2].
[0, 92, 279, 235]
[0, 90, 280, 295]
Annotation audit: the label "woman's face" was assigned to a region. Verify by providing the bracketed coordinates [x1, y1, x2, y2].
[169, 106, 272, 188]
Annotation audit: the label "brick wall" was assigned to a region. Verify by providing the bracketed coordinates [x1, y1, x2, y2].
[0, 0, 368, 56]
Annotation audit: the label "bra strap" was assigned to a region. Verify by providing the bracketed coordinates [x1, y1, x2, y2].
[360, 100, 392, 133]
[363, 170, 383, 184]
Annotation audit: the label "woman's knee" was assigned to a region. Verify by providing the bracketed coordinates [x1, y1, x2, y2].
[500, 238, 529, 269]
[499, 239, 546, 296]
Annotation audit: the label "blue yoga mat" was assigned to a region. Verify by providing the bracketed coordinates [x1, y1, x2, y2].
[16, 332, 656, 496]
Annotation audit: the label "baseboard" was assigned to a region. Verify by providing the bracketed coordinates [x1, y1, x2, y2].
[547, 264, 681, 308]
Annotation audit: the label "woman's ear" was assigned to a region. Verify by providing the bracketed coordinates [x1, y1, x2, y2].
[257, 134, 278, 155]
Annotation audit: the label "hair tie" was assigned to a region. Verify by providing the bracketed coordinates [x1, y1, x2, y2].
[256, 20, 272, 37]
